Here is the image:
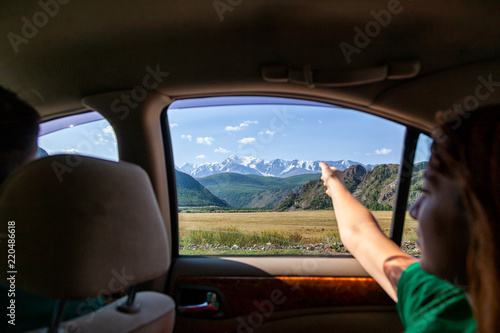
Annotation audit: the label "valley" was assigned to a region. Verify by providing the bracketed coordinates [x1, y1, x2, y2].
[175, 160, 426, 256]
[176, 161, 427, 210]
[178, 210, 420, 256]
[196, 172, 319, 208]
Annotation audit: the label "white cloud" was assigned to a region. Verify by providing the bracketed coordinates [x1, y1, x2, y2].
[225, 120, 258, 131]
[181, 134, 192, 141]
[258, 130, 275, 136]
[197, 137, 215, 145]
[63, 148, 80, 154]
[93, 133, 108, 145]
[196, 155, 207, 159]
[170, 123, 178, 128]
[214, 147, 230, 153]
[374, 148, 392, 155]
[318, 120, 323, 124]
[102, 125, 115, 137]
[82, 129, 109, 146]
[237, 137, 256, 144]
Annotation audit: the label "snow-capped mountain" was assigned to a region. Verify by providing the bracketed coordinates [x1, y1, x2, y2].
[178, 155, 375, 178]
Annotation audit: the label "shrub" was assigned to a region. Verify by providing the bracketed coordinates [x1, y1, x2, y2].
[287, 232, 303, 244]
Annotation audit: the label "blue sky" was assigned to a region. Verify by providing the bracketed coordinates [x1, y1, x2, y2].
[38, 119, 119, 161]
[168, 98, 430, 166]
[36, 97, 432, 166]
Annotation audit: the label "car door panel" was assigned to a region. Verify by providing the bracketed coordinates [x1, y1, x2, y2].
[168, 257, 403, 332]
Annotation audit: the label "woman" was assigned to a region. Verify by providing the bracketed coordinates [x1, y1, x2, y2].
[320, 105, 499, 332]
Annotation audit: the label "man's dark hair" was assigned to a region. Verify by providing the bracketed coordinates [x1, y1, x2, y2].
[0, 86, 40, 185]
[0, 86, 40, 155]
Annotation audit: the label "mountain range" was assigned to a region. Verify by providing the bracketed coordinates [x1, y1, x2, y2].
[174, 155, 427, 211]
[177, 155, 375, 178]
[197, 173, 319, 208]
[175, 170, 229, 207]
[274, 162, 427, 211]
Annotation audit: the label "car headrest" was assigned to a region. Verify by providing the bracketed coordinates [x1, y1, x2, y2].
[0, 155, 169, 299]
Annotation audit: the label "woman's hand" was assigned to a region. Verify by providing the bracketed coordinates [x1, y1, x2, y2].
[319, 162, 341, 197]
[318, 164, 413, 302]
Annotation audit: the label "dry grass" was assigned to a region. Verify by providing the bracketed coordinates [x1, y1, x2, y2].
[179, 209, 419, 246]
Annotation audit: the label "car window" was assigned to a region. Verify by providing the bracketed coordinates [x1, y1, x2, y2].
[38, 111, 118, 161]
[166, 96, 414, 256]
[401, 133, 432, 255]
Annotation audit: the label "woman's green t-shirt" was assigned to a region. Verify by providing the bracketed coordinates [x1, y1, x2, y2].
[397, 262, 476, 332]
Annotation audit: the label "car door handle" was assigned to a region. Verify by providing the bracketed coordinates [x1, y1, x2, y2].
[177, 292, 219, 314]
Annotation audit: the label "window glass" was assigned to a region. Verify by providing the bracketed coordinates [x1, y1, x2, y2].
[38, 111, 118, 161]
[402, 133, 432, 255]
[167, 97, 408, 255]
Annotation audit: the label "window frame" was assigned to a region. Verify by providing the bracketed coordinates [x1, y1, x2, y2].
[389, 127, 420, 246]
[160, 96, 429, 258]
[37, 111, 119, 161]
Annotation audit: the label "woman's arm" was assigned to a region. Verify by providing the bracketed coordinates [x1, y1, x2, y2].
[320, 162, 417, 301]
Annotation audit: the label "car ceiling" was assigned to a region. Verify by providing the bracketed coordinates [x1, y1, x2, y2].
[1, 0, 499, 130]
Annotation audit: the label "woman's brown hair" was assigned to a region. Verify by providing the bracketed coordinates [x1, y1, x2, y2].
[432, 105, 500, 332]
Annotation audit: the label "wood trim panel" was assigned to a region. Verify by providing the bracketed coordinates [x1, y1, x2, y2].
[174, 276, 394, 318]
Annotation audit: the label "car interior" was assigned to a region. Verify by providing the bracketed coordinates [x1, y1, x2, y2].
[1, 1, 499, 332]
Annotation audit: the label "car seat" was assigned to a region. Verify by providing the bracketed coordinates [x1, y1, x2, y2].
[0, 155, 175, 332]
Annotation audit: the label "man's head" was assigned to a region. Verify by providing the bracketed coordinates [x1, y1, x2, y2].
[0, 86, 40, 185]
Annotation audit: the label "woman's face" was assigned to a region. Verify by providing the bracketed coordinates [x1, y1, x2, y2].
[409, 165, 469, 286]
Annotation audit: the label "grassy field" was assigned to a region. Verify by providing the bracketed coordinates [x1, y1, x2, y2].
[178, 209, 419, 255]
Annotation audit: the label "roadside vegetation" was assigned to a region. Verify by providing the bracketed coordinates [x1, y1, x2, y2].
[179, 207, 272, 213]
[176, 163, 425, 256]
[178, 210, 420, 256]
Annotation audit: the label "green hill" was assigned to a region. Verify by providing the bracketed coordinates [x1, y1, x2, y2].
[407, 161, 427, 207]
[352, 164, 399, 210]
[196, 173, 320, 208]
[274, 162, 427, 211]
[175, 170, 229, 207]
